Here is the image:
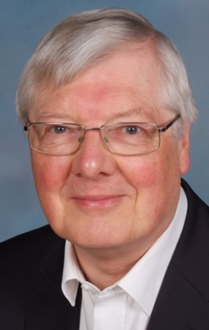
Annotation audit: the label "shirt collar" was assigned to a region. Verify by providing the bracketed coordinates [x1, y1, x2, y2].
[61, 241, 85, 306]
[117, 187, 187, 315]
[62, 188, 187, 313]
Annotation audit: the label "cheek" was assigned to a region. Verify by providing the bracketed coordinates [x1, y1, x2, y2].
[31, 153, 71, 193]
[121, 156, 160, 189]
[119, 147, 180, 207]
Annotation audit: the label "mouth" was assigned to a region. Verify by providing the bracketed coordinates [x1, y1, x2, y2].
[72, 195, 124, 208]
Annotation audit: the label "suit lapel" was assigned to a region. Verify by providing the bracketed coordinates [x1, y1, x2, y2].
[147, 262, 209, 330]
[25, 239, 82, 330]
[148, 180, 209, 329]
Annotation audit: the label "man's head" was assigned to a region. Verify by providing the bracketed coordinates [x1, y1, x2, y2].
[16, 8, 198, 256]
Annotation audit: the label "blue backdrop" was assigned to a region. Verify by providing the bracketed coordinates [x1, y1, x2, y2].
[1, 0, 209, 242]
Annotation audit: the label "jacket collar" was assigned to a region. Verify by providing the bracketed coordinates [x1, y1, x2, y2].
[26, 231, 81, 330]
[147, 179, 209, 330]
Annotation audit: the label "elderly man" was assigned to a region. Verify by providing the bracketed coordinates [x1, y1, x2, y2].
[1, 7, 209, 330]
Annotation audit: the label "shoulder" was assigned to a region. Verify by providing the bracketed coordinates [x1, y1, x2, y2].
[172, 179, 209, 296]
[181, 179, 209, 247]
[0, 226, 66, 327]
[0, 225, 65, 281]
[181, 178, 209, 217]
[0, 225, 61, 261]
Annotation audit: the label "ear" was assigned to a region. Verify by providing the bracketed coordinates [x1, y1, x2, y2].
[179, 124, 191, 175]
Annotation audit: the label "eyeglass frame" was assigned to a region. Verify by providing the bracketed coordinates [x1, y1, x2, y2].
[24, 114, 181, 156]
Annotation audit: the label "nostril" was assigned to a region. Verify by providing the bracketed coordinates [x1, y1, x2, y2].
[103, 137, 108, 143]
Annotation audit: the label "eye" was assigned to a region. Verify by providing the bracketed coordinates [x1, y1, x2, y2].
[52, 126, 67, 134]
[124, 126, 141, 134]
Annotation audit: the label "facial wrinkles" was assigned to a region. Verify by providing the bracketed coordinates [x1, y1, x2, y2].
[66, 149, 158, 212]
[31, 51, 162, 126]
[70, 52, 159, 122]
[27, 45, 185, 257]
[33, 52, 163, 198]
[125, 130, 178, 217]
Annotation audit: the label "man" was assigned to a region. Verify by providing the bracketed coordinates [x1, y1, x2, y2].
[1, 7, 209, 330]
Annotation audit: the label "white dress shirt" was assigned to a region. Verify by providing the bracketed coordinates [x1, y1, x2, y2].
[62, 188, 187, 330]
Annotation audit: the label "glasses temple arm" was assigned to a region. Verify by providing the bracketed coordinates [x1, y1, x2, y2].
[158, 114, 181, 133]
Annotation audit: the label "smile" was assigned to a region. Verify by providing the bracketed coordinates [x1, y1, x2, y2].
[72, 195, 124, 208]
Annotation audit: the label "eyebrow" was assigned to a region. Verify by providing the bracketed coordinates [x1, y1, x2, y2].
[108, 107, 148, 120]
[32, 107, 148, 122]
[31, 111, 72, 121]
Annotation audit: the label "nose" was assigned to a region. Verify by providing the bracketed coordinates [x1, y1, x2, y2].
[71, 130, 116, 180]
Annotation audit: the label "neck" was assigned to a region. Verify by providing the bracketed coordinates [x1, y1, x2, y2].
[74, 243, 148, 290]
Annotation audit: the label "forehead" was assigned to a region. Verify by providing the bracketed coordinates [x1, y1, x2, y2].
[31, 43, 162, 122]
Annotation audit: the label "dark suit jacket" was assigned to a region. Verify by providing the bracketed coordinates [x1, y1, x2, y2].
[0, 179, 209, 330]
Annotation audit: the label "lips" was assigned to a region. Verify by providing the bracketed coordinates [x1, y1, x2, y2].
[72, 195, 124, 208]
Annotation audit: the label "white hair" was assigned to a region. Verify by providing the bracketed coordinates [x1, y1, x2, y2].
[16, 7, 198, 137]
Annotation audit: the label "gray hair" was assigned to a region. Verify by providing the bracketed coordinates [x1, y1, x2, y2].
[16, 7, 198, 136]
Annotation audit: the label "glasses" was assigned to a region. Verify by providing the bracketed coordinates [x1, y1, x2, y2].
[24, 114, 180, 156]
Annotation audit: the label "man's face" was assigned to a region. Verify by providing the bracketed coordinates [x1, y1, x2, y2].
[29, 43, 190, 255]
